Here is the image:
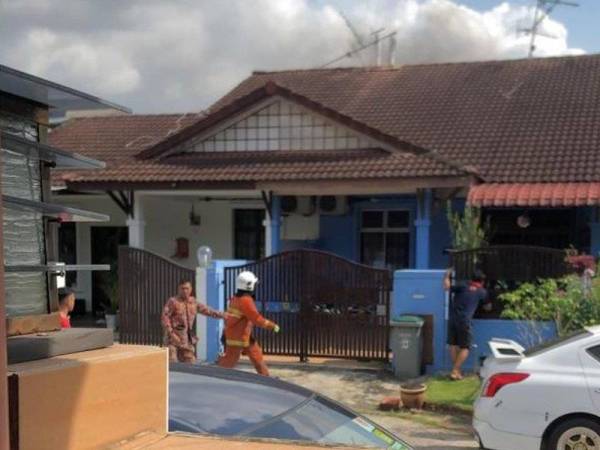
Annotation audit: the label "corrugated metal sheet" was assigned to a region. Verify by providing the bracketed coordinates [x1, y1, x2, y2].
[0, 113, 47, 316]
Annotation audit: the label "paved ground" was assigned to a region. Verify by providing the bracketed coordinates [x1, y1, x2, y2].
[238, 360, 478, 449]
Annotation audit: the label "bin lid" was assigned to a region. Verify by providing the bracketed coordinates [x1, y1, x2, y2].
[390, 315, 424, 326]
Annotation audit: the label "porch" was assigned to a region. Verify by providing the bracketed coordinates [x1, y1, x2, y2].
[53, 186, 464, 315]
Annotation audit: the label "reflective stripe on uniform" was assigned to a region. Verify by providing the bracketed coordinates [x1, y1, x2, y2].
[226, 339, 249, 347]
[227, 308, 243, 318]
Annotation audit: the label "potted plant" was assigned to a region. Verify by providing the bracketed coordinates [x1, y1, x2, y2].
[102, 273, 119, 331]
[400, 383, 427, 410]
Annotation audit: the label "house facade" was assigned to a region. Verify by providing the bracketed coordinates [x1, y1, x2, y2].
[49, 54, 600, 314]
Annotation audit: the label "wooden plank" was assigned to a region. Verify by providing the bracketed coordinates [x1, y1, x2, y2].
[6, 312, 61, 336]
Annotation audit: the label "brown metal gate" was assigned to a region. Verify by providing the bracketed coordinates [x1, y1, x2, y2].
[224, 249, 392, 361]
[118, 246, 195, 346]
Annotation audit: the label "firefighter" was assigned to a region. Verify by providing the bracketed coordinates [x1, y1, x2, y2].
[217, 271, 279, 376]
[161, 280, 227, 363]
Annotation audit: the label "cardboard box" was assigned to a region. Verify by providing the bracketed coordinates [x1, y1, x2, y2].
[8, 344, 168, 450]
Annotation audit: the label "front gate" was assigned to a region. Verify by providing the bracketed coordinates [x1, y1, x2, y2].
[119, 246, 195, 346]
[224, 249, 392, 361]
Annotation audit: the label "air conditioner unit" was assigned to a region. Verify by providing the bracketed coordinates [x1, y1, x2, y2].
[280, 196, 316, 216]
[318, 196, 348, 216]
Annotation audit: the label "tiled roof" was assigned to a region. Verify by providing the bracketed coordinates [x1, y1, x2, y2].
[202, 54, 600, 183]
[50, 54, 600, 188]
[59, 148, 465, 185]
[468, 183, 600, 207]
[48, 113, 202, 186]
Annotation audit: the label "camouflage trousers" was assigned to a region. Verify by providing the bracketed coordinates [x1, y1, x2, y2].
[168, 344, 196, 363]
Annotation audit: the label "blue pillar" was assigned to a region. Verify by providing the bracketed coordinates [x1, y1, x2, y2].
[269, 195, 281, 256]
[415, 189, 432, 269]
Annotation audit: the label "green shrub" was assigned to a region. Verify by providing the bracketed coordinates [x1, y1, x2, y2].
[446, 202, 489, 250]
[500, 275, 600, 338]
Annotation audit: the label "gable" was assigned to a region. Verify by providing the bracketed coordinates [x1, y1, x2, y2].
[182, 98, 373, 153]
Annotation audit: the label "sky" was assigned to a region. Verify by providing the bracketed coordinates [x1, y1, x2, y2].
[1, 0, 598, 114]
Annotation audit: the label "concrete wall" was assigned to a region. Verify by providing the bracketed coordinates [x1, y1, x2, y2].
[393, 270, 558, 374]
[141, 196, 260, 268]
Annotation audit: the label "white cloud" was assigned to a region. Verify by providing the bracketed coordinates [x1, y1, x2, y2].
[0, 0, 583, 113]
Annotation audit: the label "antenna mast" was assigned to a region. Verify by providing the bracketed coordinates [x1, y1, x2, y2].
[521, 0, 578, 58]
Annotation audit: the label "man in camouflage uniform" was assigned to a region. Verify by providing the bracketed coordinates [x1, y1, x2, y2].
[161, 280, 227, 363]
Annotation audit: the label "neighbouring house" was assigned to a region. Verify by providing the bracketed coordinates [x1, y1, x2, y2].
[49, 53, 600, 317]
[0, 65, 172, 450]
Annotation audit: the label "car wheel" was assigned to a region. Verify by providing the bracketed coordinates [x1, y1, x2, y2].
[547, 418, 600, 450]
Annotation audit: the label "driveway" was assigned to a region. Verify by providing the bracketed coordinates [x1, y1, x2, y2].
[239, 361, 478, 450]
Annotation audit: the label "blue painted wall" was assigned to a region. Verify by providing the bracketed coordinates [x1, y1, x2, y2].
[429, 198, 465, 269]
[317, 213, 357, 260]
[280, 195, 456, 270]
[393, 269, 558, 374]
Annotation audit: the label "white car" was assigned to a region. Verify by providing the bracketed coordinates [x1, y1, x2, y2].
[474, 326, 600, 450]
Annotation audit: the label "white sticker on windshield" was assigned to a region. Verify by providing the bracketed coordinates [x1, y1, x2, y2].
[352, 417, 375, 433]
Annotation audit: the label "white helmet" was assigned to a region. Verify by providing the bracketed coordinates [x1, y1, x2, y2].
[236, 271, 258, 292]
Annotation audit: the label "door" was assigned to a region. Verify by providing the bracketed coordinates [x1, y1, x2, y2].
[91, 227, 128, 315]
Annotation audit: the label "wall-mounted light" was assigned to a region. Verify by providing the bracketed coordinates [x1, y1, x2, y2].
[197, 246, 213, 268]
[517, 212, 531, 229]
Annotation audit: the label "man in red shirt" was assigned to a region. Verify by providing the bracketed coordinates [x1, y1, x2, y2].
[161, 280, 227, 363]
[58, 288, 75, 328]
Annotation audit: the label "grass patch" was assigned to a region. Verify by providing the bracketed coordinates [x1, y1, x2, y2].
[424, 375, 481, 414]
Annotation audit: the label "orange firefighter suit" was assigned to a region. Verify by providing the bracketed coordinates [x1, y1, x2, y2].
[217, 294, 277, 376]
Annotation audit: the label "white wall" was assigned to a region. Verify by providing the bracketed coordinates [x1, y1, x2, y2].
[142, 195, 263, 268]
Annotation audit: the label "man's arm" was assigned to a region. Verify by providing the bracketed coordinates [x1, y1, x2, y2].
[239, 297, 277, 330]
[197, 301, 227, 319]
[481, 289, 493, 312]
[443, 268, 453, 291]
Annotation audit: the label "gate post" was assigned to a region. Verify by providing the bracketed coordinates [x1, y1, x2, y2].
[195, 266, 208, 361]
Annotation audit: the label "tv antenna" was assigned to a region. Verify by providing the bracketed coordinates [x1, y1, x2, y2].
[520, 0, 578, 58]
[320, 11, 397, 68]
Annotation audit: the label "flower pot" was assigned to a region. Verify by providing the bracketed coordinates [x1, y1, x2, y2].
[400, 383, 427, 410]
[105, 313, 117, 331]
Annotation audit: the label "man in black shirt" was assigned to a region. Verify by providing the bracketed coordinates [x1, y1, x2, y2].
[443, 268, 491, 380]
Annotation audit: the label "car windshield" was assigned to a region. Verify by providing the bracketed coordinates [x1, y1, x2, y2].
[247, 396, 411, 449]
[169, 365, 412, 449]
[169, 368, 309, 435]
[524, 329, 592, 357]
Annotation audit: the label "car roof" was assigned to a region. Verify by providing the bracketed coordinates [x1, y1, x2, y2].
[170, 362, 314, 397]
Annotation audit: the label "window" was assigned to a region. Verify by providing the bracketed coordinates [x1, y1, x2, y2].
[524, 329, 592, 357]
[587, 344, 600, 363]
[360, 210, 410, 270]
[234, 209, 265, 261]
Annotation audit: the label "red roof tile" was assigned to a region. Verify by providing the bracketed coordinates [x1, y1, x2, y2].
[468, 183, 600, 207]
